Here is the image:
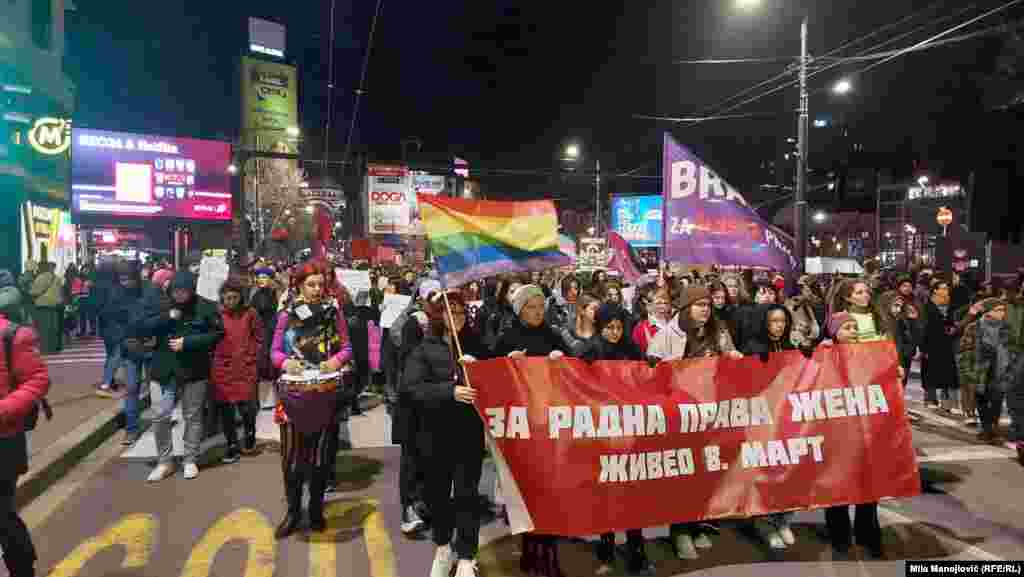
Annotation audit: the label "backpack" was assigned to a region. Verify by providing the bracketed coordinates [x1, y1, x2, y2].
[2, 323, 54, 430]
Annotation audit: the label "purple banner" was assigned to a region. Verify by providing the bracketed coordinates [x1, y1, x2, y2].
[662, 133, 797, 272]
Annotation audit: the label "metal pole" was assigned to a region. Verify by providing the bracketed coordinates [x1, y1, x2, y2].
[794, 16, 809, 274]
[595, 158, 601, 238]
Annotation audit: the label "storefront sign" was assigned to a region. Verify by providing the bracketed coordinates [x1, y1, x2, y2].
[365, 164, 412, 235]
[28, 117, 72, 156]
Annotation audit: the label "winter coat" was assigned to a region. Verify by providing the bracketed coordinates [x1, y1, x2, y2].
[399, 330, 487, 456]
[30, 271, 62, 307]
[921, 300, 959, 388]
[646, 313, 736, 361]
[556, 324, 593, 358]
[631, 317, 669, 355]
[344, 303, 379, 376]
[211, 307, 263, 403]
[898, 318, 921, 369]
[544, 293, 575, 333]
[0, 315, 50, 441]
[493, 318, 568, 358]
[732, 303, 772, 355]
[483, 304, 517, 352]
[136, 291, 225, 384]
[249, 286, 280, 380]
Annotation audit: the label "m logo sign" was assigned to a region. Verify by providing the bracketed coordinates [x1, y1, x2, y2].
[28, 117, 72, 156]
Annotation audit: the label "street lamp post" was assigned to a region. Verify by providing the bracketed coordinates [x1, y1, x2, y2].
[794, 16, 810, 275]
[595, 158, 601, 239]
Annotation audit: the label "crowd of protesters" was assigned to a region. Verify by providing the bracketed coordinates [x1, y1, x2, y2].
[4, 251, 1024, 577]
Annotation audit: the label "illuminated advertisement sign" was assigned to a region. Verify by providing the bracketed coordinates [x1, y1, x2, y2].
[71, 128, 232, 221]
[241, 57, 298, 147]
[365, 164, 413, 235]
[610, 195, 663, 248]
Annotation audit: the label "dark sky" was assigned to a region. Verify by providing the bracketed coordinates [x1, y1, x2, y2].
[64, 1, 1022, 209]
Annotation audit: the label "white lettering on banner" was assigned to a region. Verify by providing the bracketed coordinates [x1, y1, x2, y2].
[78, 133, 180, 154]
[370, 191, 406, 203]
[549, 405, 666, 440]
[485, 407, 530, 439]
[670, 160, 698, 199]
[788, 385, 889, 422]
[678, 397, 772, 432]
[740, 436, 825, 469]
[599, 448, 697, 483]
[670, 160, 750, 207]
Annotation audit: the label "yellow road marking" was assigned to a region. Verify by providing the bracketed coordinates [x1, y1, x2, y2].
[179, 508, 276, 577]
[309, 498, 396, 577]
[45, 513, 157, 577]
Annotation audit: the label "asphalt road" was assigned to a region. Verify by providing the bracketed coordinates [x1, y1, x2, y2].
[11, 378, 1024, 577]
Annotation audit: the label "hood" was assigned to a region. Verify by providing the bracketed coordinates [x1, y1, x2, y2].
[0, 286, 22, 312]
[170, 271, 197, 293]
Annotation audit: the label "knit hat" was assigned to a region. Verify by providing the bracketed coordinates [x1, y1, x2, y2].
[512, 284, 545, 316]
[677, 285, 711, 310]
[151, 268, 174, 289]
[827, 311, 855, 338]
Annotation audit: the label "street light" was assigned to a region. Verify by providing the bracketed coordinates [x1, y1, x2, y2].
[564, 144, 580, 160]
[286, 126, 301, 138]
[736, 0, 761, 9]
[918, 175, 929, 187]
[227, 163, 239, 175]
[832, 78, 853, 95]
[812, 211, 827, 223]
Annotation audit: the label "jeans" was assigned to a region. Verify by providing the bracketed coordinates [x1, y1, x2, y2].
[153, 378, 208, 465]
[101, 339, 123, 386]
[0, 476, 36, 574]
[118, 358, 143, 434]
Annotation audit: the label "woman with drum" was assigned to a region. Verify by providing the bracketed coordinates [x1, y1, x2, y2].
[270, 260, 353, 539]
[404, 290, 489, 577]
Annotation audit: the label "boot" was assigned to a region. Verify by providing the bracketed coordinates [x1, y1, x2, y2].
[275, 470, 303, 539]
[241, 413, 260, 455]
[308, 467, 328, 532]
[2, 555, 35, 577]
[520, 534, 537, 575]
[540, 538, 566, 577]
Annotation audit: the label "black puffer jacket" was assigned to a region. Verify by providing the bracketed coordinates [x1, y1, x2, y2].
[400, 330, 487, 457]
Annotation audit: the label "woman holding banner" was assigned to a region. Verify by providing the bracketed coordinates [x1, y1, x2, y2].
[494, 284, 569, 577]
[403, 290, 488, 577]
[582, 303, 654, 575]
[646, 285, 743, 560]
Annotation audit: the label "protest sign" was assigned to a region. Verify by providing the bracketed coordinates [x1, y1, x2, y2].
[379, 294, 412, 328]
[336, 269, 372, 296]
[196, 254, 229, 302]
[466, 342, 920, 537]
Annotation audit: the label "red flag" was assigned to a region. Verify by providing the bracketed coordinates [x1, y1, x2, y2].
[606, 231, 645, 284]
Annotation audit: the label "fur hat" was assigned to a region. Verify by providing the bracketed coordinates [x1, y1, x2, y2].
[512, 284, 545, 316]
[677, 285, 711, 310]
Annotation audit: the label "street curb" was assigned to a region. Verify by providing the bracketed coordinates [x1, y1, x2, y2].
[15, 395, 147, 511]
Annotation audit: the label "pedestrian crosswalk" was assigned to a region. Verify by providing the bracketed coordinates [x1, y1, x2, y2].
[42, 336, 106, 364]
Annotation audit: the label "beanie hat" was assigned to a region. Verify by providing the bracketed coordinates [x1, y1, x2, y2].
[827, 311, 855, 338]
[512, 284, 545, 316]
[677, 285, 711, 310]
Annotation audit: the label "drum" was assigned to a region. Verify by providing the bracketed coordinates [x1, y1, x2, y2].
[277, 368, 346, 433]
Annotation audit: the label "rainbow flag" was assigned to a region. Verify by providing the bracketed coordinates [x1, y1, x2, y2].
[417, 195, 571, 287]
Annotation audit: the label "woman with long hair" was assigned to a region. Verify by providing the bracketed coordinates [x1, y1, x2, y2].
[405, 290, 488, 577]
[632, 287, 672, 355]
[558, 294, 599, 357]
[647, 286, 742, 559]
[269, 260, 353, 539]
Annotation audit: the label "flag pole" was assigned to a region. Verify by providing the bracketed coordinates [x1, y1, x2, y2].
[436, 263, 474, 388]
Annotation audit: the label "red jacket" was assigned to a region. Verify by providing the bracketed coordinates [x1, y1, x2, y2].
[631, 318, 661, 356]
[210, 307, 263, 403]
[0, 316, 50, 437]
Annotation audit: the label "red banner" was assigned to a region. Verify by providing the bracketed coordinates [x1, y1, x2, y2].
[466, 342, 921, 537]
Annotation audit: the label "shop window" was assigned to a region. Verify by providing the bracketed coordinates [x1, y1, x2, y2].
[32, 0, 52, 51]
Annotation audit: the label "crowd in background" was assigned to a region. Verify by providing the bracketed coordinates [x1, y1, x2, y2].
[4, 253, 1024, 577]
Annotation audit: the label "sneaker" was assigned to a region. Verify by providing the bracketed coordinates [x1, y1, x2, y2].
[693, 533, 713, 549]
[96, 384, 117, 398]
[453, 558, 480, 577]
[122, 431, 141, 446]
[183, 462, 199, 479]
[221, 447, 240, 464]
[768, 532, 787, 549]
[595, 563, 614, 576]
[1004, 441, 1018, 451]
[146, 462, 176, 482]
[964, 418, 979, 426]
[400, 505, 425, 534]
[429, 545, 453, 577]
[778, 525, 796, 546]
[674, 534, 698, 560]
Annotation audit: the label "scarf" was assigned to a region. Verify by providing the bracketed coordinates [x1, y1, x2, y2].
[285, 298, 342, 365]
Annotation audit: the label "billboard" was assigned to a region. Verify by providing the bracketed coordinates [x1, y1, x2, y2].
[249, 18, 286, 59]
[240, 57, 298, 146]
[71, 128, 232, 221]
[610, 195, 663, 248]
[365, 164, 413, 235]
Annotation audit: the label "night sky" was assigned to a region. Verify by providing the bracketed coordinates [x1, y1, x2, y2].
[63, 0, 1023, 232]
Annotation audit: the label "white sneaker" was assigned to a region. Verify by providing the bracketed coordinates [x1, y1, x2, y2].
[963, 417, 978, 426]
[768, 532, 787, 549]
[693, 533, 713, 549]
[146, 462, 176, 482]
[453, 558, 480, 577]
[778, 526, 796, 545]
[183, 462, 199, 479]
[430, 545, 453, 577]
[674, 534, 698, 560]
[595, 563, 614, 576]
